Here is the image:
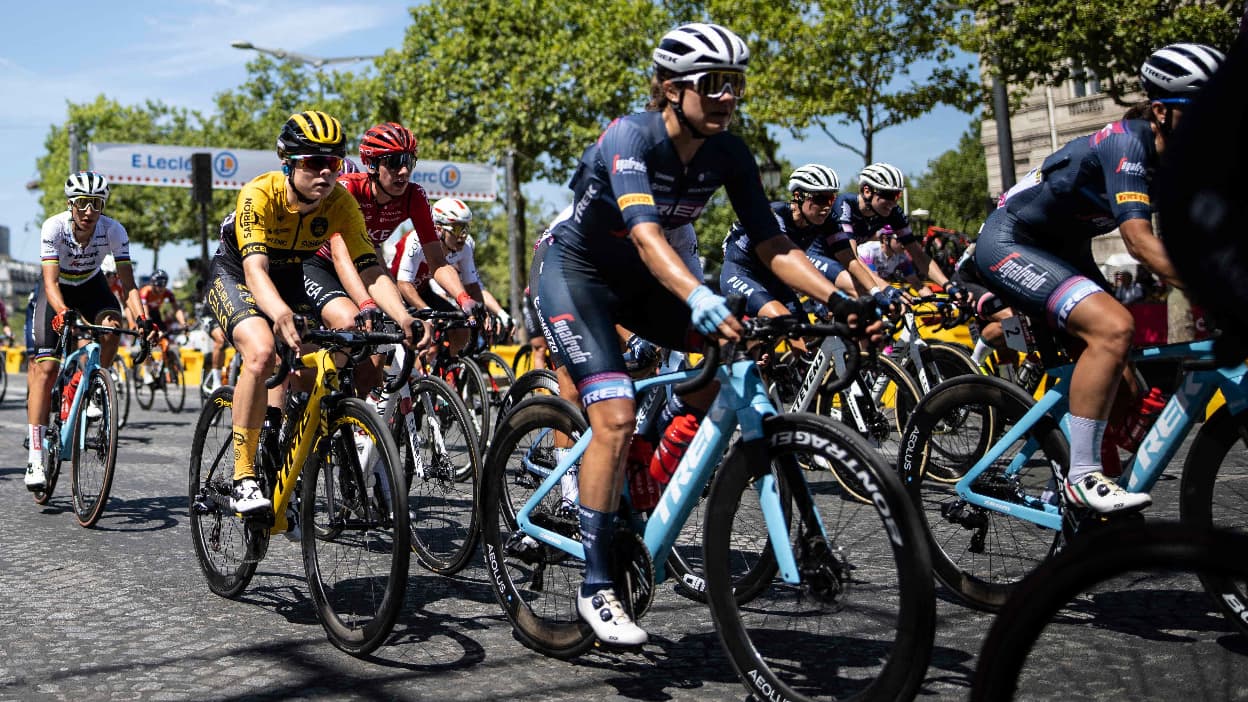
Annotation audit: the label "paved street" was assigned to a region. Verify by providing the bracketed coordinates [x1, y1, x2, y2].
[0, 373, 1245, 701]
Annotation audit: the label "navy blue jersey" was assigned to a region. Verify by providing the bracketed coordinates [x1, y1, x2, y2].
[1002, 119, 1156, 242]
[722, 200, 838, 266]
[816, 192, 914, 258]
[553, 111, 780, 274]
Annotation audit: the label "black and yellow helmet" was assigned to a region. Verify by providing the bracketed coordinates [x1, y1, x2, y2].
[276, 111, 346, 159]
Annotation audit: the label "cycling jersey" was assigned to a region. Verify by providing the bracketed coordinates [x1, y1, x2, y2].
[390, 233, 480, 288]
[40, 211, 132, 286]
[722, 201, 837, 265]
[312, 172, 437, 261]
[810, 193, 914, 259]
[139, 285, 178, 324]
[215, 171, 377, 280]
[856, 241, 916, 282]
[720, 201, 837, 316]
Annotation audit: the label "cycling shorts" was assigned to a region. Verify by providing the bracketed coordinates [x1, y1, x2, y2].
[533, 239, 700, 407]
[30, 273, 122, 361]
[302, 255, 352, 317]
[974, 196, 1110, 330]
[719, 256, 800, 317]
[804, 246, 848, 284]
[204, 255, 312, 340]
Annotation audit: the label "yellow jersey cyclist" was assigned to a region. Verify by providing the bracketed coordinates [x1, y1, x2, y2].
[204, 111, 419, 514]
[26, 172, 147, 491]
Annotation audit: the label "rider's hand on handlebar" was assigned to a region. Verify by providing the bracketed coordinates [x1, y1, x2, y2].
[829, 293, 885, 345]
[271, 309, 302, 349]
[687, 285, 742, 342]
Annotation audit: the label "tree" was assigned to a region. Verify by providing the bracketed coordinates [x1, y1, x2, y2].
[33, 96, 213, 269]
[973, 1, 1240, 106]
[908, 126, 990, 235]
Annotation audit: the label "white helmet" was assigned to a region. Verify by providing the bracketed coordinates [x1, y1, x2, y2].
[788, 164, 840, 193]
[652, 23, 749, 75]
[431, 197, 473, 226]
[859, 163, 905, 192]
[64, 171, 110, 199]
[1140, 43, 1225, 101]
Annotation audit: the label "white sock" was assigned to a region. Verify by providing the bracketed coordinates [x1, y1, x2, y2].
[555, 448, 578, 504]
[28, 424, 44, 466]
[1066, 414, 1105, 482]
[971, 339, 993, 366]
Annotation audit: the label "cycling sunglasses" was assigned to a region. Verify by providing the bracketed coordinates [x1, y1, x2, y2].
[69, 196, 106, 212]
[677, 70, 747, 99]
[872, 188, 902, 201]
[378, 152, 416, 171]
[439, 222, 471, 239]
[290, 155, 344, 172]
[803, 192, 836, 206]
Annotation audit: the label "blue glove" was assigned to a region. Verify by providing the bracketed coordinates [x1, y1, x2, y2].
[686, 285, 731, 335]
[946, 281, 969, 304]
[872, 287, 901, 310]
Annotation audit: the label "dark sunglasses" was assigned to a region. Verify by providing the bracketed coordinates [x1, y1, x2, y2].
[378, 152, 416, 170]
[678, 70, 747, 99]
[290, 155, 344, 172]
[872, 188, 902, 201]
[69, 196, 106, 212]
[804, 192, 836, 206]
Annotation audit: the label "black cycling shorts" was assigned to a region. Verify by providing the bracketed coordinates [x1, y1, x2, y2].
[719, 256, 800, 317]
[30, 273, 122, 361]
[302, 255, 352, 317]
[205, 254, 312, 340]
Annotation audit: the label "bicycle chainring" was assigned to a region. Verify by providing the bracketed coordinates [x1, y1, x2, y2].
[609, 528, 655, 621]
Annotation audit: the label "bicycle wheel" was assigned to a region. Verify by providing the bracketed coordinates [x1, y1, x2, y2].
[70, 368, 119, 528]
[163, 356, 186, 413]
[134, 360, 157, 410]
[481, 395, 596, 658]
[189, 387, 263, 598]
[478, 350, 516, 400]
[900, 341, 982, 394]
[398, 375, 481, 575]
[1179, 405, 1248, 636]
[511, 343, 533, 375]
[705, 412, 935, 702]
[34, 419, 64, 506]
[971, 522, 1248, 702]
[0, 351, 8, 403]
[302, 397, 409, 657]
[495, 369, 561, 436]
[815, 352, 921, 474]
[899, 374, 1067, 611]
[111, 356, 130, 429]
[450, 357, 492, 449]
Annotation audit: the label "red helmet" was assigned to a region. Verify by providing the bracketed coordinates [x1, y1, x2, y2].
[358, 122, 418, 164]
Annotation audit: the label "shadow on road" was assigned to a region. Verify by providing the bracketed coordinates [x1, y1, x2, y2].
[92, 494, 185, 532]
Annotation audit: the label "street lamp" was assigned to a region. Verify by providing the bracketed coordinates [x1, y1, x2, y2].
[910, 208, 930, 238]
[759, 158, 783, 200]
[231, 40, 380, 100]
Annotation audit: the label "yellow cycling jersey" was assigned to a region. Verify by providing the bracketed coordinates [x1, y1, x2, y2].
[218, 171, 377, 277]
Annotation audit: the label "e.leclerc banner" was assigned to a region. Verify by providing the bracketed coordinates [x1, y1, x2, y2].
[88, 143, 498, 201]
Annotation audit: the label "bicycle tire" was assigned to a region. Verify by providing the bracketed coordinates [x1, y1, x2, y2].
[705, 412, 936, 702]
[481, 394, 597, 659]
[899, 374, 1067, 611]
[900, 341, 983, 394]
[494, 368, 561, 438]
[134, 360, 157, 410]
[0, 352, 8, 403]
[70, 368, 119, 528]
[188, 387, 261, 598]
[477, 350, 516, 397]
[399, 375, 481, 575]
[34, 419, 63, 506]
[970, 522, 1248, 702]
[1179, 405, 1248, 637]
[450, 357, 492, 451]
[111, 357, 130, 429]
[302, 397, 410, 657]
[511, 343, 533, 375]
[163, 357, 186, 413]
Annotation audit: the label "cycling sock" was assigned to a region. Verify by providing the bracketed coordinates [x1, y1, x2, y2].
[971, 339, 993, 366]
[555, 448, 578, 506]
[1066, 414, 1106, 482]
[578, 505, 615, 593]
[28, 424, 43, 465]
[232, 425, 262, 482]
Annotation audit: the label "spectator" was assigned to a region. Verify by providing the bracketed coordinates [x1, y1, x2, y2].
[1113, 271, 1145, 305]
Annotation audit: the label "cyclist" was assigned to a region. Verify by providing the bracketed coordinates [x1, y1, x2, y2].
[304, 121, 475, 395]
[809, 162, 966, 308]
[533, 23, 870, 646]
[203, 110, 419, 514]
[25, 171, 146, 490]
[137, 269, 188, 385]
[194, 277, 229, 392]
[857, 226, 934, 297]
[974, 43, 1225, 514]
[391, 197, 500, 356]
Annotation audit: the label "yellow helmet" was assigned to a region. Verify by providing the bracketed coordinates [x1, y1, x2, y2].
[277, 111, 346, 158]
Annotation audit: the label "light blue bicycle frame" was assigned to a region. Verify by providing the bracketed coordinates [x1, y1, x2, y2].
[952, 338, 1248, 531]
[515, 357, 813, 585]
[47, 340, 106, 458]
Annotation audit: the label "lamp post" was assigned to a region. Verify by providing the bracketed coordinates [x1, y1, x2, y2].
[910, 208, 930, 240]
[230, 41, 379, 101]
[759, 158, 783, 200]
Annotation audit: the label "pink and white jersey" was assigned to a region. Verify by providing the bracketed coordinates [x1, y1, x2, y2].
[40, 211, 132, 286]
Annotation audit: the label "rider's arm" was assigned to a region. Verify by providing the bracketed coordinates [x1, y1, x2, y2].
[115, 265, 145, 324]
[630, 222, 705, 304]
[481, 288, 506, 317]
[241, 255, 299, 347]
[754, 235, 838, 303]
[836, 244, 887, 295]
[903, 239, 950, 288]
[328, 233, 374, 305]
[41, 265, 69, 315]
[1120, 218, 1182, 288]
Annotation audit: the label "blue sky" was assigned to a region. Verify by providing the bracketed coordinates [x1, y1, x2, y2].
[2, 0, 980, 276]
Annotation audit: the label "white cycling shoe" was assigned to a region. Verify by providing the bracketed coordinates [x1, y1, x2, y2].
[577, 585, 648, 646]
[1063, 471, 1151, 514]
[24, 463, 47, 492]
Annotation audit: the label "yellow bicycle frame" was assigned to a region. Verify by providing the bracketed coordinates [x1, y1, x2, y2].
[267, 348, 343, 534]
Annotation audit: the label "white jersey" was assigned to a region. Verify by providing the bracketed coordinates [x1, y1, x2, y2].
[857, 240, 915, 282]
[40, 211, 132, 286]
[390, 232, 480, 288]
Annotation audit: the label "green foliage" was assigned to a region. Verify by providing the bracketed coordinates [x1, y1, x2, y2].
[972, 0, 1240, 106]
[908, 126, 990, 235]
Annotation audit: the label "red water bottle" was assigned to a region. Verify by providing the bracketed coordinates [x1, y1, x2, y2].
[60, 369, 83, 421]
[650, 414, 699, 485]
[626, 436, 661, 511]
[1120, 387, 1167, 453]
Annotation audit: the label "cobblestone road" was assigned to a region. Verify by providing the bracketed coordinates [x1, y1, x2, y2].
[0, 374, 1244, 701]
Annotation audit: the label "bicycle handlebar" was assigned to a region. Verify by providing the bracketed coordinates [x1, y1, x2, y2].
[61, 310, 153, 366]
